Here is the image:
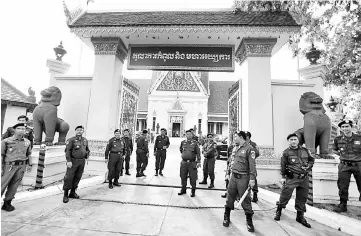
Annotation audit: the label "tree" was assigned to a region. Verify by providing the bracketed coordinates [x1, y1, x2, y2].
[233, 0, 361, 88]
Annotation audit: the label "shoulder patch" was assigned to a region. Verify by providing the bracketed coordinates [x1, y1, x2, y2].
[251, 151, 256, 159]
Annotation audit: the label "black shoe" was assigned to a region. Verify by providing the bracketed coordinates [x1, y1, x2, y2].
[208, 179, 214, 189]
[274, 205, 282, 221]
[63, 195, 69, 204]
[199, 179, 207, 185]
[69, 192, 80, 199]
[113, 182, 121, 187]
[334, 201, 347, 213]
[159, 171, 163, 176]
[223, 206, 231, 227]
[252, 192, 258, 203]
[246, 214, 255, 232]
[136, 173, 141, 177]
[155, 170, 158, 176]
[191, 189, 196, 197]
[125, 170, 131, 175]
[2, 201, 15, 211]
[221, 192, 227, 198]
[109, 183, 113, 189]
[296, 211, 311, 228]
[140, 172, 146, 177]
[178, 189, 187, 195]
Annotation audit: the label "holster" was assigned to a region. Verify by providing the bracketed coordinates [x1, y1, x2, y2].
[285, 168, 294, 179]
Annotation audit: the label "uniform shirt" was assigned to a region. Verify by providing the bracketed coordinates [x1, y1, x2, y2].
[154, 135, 170, 151]
[280, 146, 314, 178]
[202, 140, 217, 158]
[332, 133, 361, 162]
[137, 135, 149, 154]
[2, 126, 34, 147]
[180, 139, 200, 162]
[247, 140, 260, 158]
[65, 136, 90, 162]
[123, 136, 133, 155]
[104, 137, 125, 159]
[1, 136, 32, 163]
[228, 143, 257, 180]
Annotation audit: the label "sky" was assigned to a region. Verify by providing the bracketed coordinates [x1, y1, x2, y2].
[0, 0, 306, 101]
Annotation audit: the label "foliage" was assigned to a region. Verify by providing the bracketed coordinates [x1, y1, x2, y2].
[233, 0, 361, 88]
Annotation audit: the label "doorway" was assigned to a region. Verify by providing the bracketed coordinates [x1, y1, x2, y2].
[172, 123, 181, 137]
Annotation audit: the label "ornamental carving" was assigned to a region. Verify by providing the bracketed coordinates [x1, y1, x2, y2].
[172, 99, 183, 110]
[91, 37, 128, 63]
[236, 38, 277, 65]
[88, 140, 108, 157]
[123, 77, 140, 95]
[157, 71, 200, 92]
[228, 91, 239, 144]
[229, 81, 239, 98]
[255, 146, 280, 166]
[120, 89, 138, 137]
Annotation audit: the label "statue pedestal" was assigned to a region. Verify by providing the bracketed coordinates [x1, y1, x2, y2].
[22, 145, 66, 187]
[313, 156, 360, 206]
[46, 59, 71, 87]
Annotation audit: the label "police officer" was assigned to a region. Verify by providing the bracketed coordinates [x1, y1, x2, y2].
[136, 129, 149, 177]
[121, 129, 133, 176]
[221, 143, 235, 198]
[62, 125, 90, 203]
[105, 129, 125, 189]
[1, 123, 32, 211]
[2, 115, 34, 147]
[274, 133, 314, 228]
[178, 129, 201, 197]
[223, 131, 256, 232]
[333, 120, 361, 212]
[154, 128, 170, 176]
[199, 133, 217, 188]
[245, 131, 260, 202]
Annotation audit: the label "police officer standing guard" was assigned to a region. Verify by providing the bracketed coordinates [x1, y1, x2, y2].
[199, 133, 217, 188]
[63, 125, 90, 203]
[1, 123, 32, 211]
[178, 129, 201, 197]
[105, 129, 125, 189]
[223, 131, 256, 232]
[274, 133, 314, 228]
[2, 115, 34, 147]
[121, 129, 133, 176]
[245, 131, 260, 202]
[136, 129, 149, 177]
[332, 120, 361, 212]
[154, 128, 170, 176]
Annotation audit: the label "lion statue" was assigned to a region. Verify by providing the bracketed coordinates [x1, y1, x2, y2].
[294, 92, 331, 158]
[33, 86, 70, 146]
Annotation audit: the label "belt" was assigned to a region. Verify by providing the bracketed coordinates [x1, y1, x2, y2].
[156, 148, 166, 150]
[232, 172, 248, 179]
[341, 160, 360, 166]
[7, 160, 28, 166]
[293, 173, 307, 179]
[182, 159, 195, 163]
[110, 151, 123, 155]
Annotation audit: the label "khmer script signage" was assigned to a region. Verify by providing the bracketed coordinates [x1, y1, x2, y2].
[127, 44, 235, 72]
[170, 116, 183, 123]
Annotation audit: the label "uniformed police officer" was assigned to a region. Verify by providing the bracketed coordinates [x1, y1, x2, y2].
[274, 133, 314, 228]
[178, 129, 201, 197]
[1, 123, 32, 211]
[332, 120, 361, 212]
[154, 128, 170, 176]
[105, 129, 125, 189]
[121, 129, 133, 176]
[136, 129, 149, 177]
[223, 131, 256, 232]
[199, 133, 217, 188]
[245, 131, 260, 203]
[2, 115, 34, 147]
[221, 143, 235, 198]
[62, 125, 90, 203]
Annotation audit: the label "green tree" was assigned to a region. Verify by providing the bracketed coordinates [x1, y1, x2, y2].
[233, 0, 361, 88]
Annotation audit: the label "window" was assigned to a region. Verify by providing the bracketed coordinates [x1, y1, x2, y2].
[198, 119, 202, 134]
[136, 119, 140, 131]
[152, 117, 156, 131]
[208, 122, 214, 134]
[216, 123, 223, 135]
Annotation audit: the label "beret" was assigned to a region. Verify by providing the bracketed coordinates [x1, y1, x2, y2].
[114, 129, 120, 133]
[161, 128, 166, 131]
[207, 133, 214, 137]
[17, 115, 29, 121]
[186, 129, 193, 133]
[75, 125, 84, 130]
[123, 129, 129, 132]
[286, 133, 299, 140]
[142, 129, 148, 134]
[13, 123, 26, 129]
[338, 120, 353, 128]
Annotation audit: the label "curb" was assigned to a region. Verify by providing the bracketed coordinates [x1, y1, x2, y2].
[258, 188, 361, 236]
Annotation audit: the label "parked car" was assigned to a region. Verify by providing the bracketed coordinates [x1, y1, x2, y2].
[215, 137, 228, 160]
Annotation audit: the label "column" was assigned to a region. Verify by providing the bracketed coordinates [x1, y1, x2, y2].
[236, 38, 277, 146]
[46, 59, 71, 86]
[86, 37, 128, 141]
[298, 64, 329, 98]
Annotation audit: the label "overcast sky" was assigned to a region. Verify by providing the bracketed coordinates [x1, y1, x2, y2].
[0, 0, 306, 101]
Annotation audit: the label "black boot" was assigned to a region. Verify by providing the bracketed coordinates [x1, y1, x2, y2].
[221, 191, 227, 198]
[69, 189, 79, 199]
[159, 170, 163, 176]
[2, 200, 15, 211]
[191, 189, 196, 197]
[136, 171, 141, 177]
[208, 179, 214, 189]
[274, 205, 282, 221]
[140, 171, 146, 177]
[125, 170, 131, 175]
[199, 176, 207, 184]
[113, 179, 121, 187]
[296, 211, 311, 228]
[63, 190, 69, 203]
[246, 214, 255, 232]
[334, 200, 347, 213]
[178, 188, 187, 195]
[252, 192, 258, 203]
[109, 179, 113, 189]
[155, 170, 158, 176]
[223, 206, 231, 227]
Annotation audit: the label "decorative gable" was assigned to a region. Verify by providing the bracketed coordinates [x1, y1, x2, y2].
[172, 99, 183, 110]
[156, 71, 200, 92]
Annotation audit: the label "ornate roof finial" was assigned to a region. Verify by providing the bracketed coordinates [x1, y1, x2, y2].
[63, 1, 72, 25]
[54, 41, 67, 61]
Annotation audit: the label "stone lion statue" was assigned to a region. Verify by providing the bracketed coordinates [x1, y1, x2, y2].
[33, 86, 69, 146]
[294, 92, 331, 158]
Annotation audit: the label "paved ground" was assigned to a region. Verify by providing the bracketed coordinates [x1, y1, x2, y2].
[1, 138, 352, 236]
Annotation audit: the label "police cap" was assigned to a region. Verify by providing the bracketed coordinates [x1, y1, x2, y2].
[75, 125, 84, 130]
[161, 128, 166, 131]
[114, 129, 121, 134]
[207, 133, 214, 138]
[186, 129, 193, 133]
[338, 120, 353, 128]
[235, 131, 246, 140]
[142, 129, 148, 134]
[287, 133, 299, 140]
[13, 123, 26, 129]
[123, 129, 129, 132]
[17, 115, 29, 121]
[245, 131, 252, 139]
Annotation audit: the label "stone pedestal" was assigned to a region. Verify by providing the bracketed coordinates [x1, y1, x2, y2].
[298, 64, 328, 98]
[22, 145, 66, 187]
[46, 59, 71, 86]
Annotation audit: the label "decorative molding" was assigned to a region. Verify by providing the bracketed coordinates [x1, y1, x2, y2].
[90, 37, 128, 63]
[63, 1, 85, 26]
[88, 140, 108, 157]
[120, 89, 138, 137]
[1, 100, 37, 112]
[156, 71, 200, 92]
[256, 147, 280, 165]
[228, 91, 239, 144]
[235, 38, 277, 65]
[228, 80, 239, 98]
[123, 77, 140, 95]
[172, 99, 184, 111]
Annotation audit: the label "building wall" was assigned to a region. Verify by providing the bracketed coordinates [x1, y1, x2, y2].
[2, 105, 27, 132]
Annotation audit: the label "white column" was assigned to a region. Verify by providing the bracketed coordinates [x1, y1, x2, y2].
[298, 64, 329, 98]
[86, 37, 128, 141]
[236, 38, 277, 146]
[46, 59, 71, 86]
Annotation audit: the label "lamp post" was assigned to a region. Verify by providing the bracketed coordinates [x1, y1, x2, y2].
[305, 43, 321, 65]
[326, 96, 339, 112]
[156, 123, 160, 134]
[53, 41, 67, 61]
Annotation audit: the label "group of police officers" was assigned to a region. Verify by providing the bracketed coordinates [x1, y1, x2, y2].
[1, 115, 361, 233]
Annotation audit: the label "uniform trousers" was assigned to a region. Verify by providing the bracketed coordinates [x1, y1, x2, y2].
[108, 153, 122, 181]
[225, 173, 253, 215]
[155, 149, 167, 171]
[1, 163, 26, 201]
[180, 160, 198, 190]
[337, 162, 361, 201]
[202, 157, 215, 179]
[63, 158, 85, 190]
[278, 176, 309, 212]
[122, 153, 131, 171]
[136, 149, 148, 173]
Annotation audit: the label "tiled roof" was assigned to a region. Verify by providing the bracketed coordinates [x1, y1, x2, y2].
[71, 11, 298, 27]
[130, 79, 151, 111]
[1, 78, 37, 106]
[208, 81, 234, 113]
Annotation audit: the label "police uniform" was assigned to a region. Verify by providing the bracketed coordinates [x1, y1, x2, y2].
[274, 144, 314, 228]
[63, 133, 90, 202]
[332, 120, 361, 212]
[122, 135, 133, 175]
[2, 125, 34, 147]
[154, 132, 170, 176]
[199, 136, 217, 188]
[1, 124, 32, 211]
[105, 137, 125, 187]
[247, 140, 260, 202]
[178, 137, 200, 197]
[136, 131, 149, 177]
